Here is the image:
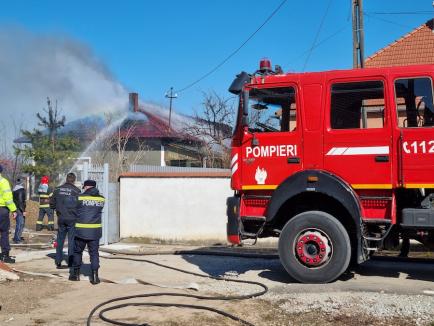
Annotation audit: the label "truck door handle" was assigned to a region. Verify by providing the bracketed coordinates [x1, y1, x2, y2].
[375, 155, 389, 162]
[287, 157, 300, 164]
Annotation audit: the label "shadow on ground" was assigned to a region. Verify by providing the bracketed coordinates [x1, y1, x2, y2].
[46, 252, 92, 277]
[181, 248, 434, 285]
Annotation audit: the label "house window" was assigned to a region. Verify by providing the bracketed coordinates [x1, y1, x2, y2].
[394, 77, 434, 128]
[331, 81, 385, 129]
[169, 159, 187, 167]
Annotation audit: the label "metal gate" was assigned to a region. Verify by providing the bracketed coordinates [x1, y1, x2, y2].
[74, 162, 110, 245]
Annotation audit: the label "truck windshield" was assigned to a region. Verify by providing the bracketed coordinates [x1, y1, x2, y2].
[247, 87, 296, 133]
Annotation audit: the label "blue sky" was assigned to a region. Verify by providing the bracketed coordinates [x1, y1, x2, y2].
[0, 0, 433, 116]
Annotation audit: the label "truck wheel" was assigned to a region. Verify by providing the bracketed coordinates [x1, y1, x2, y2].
[278, 211, 351, 283]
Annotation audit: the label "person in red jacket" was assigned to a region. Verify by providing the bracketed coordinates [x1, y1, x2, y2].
[36, 176, 54, 231]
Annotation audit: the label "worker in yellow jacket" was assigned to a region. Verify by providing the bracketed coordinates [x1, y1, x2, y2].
[0, 165, 17, 263]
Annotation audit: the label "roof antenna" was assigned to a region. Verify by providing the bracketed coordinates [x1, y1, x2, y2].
[165, 87, 178, 130]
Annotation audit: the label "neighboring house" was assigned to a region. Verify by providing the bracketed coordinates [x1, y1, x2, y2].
[15, 93, 229, 175]
[365, 19, 434, 68]
[358, 19, 434, 129]
[0, 158, 14, 178]
[105, 94, 206, 168]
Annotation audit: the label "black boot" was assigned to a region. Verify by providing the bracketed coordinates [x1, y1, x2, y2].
[90, 270, 100, 285]
[68, 268, 80, 281]
[2, 252, 15, 264]
[56, 262, 68, 269]
[36, 224, 42, 231]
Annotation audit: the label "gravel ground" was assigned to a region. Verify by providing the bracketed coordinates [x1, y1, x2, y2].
[269, 292, 434, 325]
[178, 254, 434, 325]
[0, 275, 70, 315]
[196, 265, 434, 325]
[3, 244, 434, 326]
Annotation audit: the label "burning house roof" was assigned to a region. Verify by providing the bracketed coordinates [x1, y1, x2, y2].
[119, 106, 198, 141]
[14, 92, 232, 168]
[15, 93, 203, 146]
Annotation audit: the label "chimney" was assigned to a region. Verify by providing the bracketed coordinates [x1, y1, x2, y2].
[129, 92, 139, 112]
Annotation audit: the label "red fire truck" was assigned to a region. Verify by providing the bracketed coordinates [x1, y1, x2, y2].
[227, 59, 434, 283]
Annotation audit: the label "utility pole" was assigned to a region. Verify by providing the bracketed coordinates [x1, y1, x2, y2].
[165, 87, 177, 130]
[352, 0, 365, 68]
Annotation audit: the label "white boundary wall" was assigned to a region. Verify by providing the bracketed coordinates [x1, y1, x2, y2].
[119, 176, 232, 241]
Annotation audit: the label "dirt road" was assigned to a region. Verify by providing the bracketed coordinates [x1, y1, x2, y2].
[1, 248, 433, 326]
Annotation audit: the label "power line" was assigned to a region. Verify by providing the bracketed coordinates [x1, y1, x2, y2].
[364, 12, 414, 29]
[286, 25, 348, 68]
[174, 0, 288, 94]
[366, 11, 433, 15]
[302, 0, 333, 71]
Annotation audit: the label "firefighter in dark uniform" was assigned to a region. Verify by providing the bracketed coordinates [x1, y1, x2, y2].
[50, 173, 80, 268]
[69, 180, 104, 284]
[36, 175, 54, 231]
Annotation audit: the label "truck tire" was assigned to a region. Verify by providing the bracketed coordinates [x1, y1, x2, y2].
[278, 210, 351, 283]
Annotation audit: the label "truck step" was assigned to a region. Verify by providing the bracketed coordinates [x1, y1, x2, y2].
[363, 218, 392, 224]
[362, 224, 393, 248]
[243, 195, 272, 200]
[242, 216, 266, 221]
[360, 196, 393, 200]
[363, 236, 386, 242]
[241, 231, 259, 238]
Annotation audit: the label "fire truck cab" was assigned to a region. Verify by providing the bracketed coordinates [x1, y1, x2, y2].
[227, 60, 434, 283]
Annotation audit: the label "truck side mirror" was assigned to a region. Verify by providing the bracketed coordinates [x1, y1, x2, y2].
[228, 71, 251, 95]
[242, 90, 249, 126]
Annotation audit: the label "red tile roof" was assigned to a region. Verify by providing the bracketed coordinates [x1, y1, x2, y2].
[118, 108, 200, 142]
[365, 19, 434, 67]
[0, 158, 14, 171]
[118, 109, 174, 139]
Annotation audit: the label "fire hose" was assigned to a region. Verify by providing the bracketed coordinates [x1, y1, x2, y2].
[14, 242, 432, 325]
[88, 253, 270, 326]
[86, 246, 434, 325]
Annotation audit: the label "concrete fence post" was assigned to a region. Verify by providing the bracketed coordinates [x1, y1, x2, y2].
[102, 163, 109, 245]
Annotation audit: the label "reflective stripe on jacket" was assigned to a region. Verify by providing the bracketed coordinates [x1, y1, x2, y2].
[75, 188, 104, 240]
[39, 190, 52, 208]
[0, 175, 17, 212]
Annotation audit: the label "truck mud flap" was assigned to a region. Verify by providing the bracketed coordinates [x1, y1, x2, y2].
[227, 196, 241, 244]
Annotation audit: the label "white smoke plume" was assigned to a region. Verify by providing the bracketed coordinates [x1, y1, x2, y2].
[0, 27, 128, 149]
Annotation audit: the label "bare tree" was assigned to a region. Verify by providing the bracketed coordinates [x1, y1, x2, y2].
[94, 114, 148, 180]
[0, 116, 27, 180]
[0, 121, 9, 159]
[184, 91, 235, 168]
[36, 97, 66, 151]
